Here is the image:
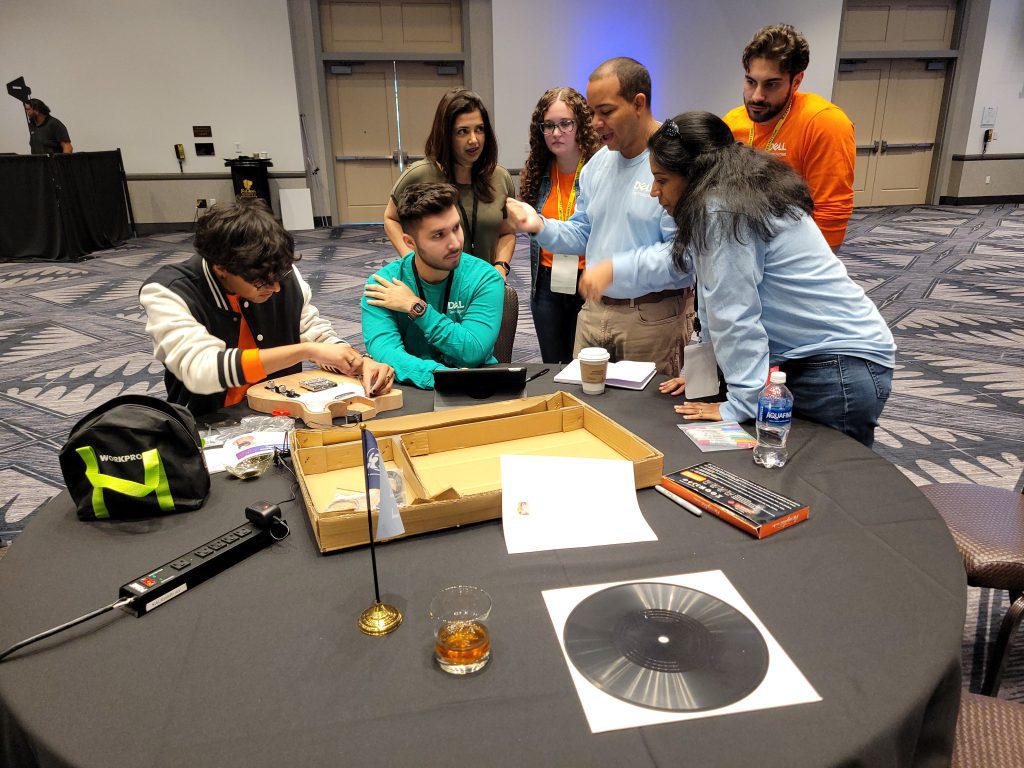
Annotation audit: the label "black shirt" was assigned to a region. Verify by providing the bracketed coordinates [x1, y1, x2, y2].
[29, 115, 71, 155]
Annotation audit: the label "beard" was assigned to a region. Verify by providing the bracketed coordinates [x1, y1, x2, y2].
[744, 98, 789, 124]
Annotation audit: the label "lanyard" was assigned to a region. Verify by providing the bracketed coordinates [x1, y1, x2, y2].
[412, 258, 454, 316]
[553, 158, 583, 221]
[456, 193, 479, 257]
[747, 97, 793, 151]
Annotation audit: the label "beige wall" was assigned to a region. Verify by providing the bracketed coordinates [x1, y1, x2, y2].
[945, 158, 1024, 199]
[128, 176, 308, 226]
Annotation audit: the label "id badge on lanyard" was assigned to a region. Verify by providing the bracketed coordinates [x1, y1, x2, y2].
[550, 253, 578, 294]
[682, 341, 720, 399]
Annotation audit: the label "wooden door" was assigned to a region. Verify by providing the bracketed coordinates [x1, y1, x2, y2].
[834, 59, 946, 206]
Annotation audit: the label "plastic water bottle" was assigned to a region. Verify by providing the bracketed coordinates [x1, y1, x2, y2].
[753, 371, 794, 469]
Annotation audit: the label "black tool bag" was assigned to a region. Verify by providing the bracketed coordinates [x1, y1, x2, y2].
[59, 395, 210, 520]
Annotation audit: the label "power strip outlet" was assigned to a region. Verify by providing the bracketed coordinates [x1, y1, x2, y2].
[118, 521, 278, 615]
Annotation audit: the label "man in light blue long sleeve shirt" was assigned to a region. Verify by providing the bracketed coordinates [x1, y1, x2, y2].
[507, 57, 694, 375]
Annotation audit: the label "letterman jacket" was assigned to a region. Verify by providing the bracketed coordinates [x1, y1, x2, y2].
[140, 254, 345, 415]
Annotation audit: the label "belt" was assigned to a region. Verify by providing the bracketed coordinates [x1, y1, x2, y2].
[599, 288, 689, 307]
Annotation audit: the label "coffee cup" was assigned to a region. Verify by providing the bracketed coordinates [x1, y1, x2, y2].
[578, 347, 610, 395]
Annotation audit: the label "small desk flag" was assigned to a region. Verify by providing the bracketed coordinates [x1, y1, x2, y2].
[362, 429, 404, 539]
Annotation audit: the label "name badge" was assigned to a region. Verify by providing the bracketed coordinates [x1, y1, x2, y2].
[682, 341, 720, 399]
[550, 253, 579, 294]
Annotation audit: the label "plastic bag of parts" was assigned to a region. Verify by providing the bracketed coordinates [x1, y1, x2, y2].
[326, 468, 407, 515]
[215, 416, 296, 479]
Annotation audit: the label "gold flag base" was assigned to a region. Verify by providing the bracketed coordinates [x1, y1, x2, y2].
[358, 602, 403, 636]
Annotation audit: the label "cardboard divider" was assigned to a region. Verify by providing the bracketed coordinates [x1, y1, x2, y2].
[291, 392, 664, 553]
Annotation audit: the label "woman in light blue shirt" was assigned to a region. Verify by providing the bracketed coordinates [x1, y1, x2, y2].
[647, 111, 895, 447]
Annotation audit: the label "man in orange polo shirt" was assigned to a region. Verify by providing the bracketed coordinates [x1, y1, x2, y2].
[141, 200, 393, 415]
[723, 24, 855, 250]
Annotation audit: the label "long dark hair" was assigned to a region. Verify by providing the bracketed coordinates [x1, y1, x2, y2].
[647, 111, 813, 271]
[424, 88, 498, 203]
[518, 87, 600, 208]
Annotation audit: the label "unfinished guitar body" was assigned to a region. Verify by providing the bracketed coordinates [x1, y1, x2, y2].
[246, 370, 404, 428]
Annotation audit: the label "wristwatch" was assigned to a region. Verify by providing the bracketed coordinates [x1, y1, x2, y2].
[407, 300, 427, 319]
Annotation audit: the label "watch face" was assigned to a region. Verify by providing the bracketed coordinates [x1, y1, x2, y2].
[410, 301, 426, 317]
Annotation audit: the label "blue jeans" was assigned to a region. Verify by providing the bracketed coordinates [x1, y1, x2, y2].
[531, 265, 584, 364]
[780, 354, 893, 448]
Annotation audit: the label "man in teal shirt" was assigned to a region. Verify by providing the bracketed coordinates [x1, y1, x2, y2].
[362, 182, 505, 389]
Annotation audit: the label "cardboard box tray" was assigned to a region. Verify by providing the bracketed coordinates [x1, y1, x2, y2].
[291, 391, 664, 553]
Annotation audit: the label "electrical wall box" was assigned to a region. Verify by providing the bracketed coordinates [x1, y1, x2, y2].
[196, 199, 208, 209]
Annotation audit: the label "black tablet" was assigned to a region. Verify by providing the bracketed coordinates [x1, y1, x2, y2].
[432, 367, 528, 410]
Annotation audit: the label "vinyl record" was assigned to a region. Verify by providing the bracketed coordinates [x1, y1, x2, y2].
[563, 582, 769, 712]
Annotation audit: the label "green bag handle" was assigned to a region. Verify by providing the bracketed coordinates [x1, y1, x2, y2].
[75, 446, 175, 519]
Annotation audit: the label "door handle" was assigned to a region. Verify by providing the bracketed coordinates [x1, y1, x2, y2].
[856, 141, 880, 154]
[335, 155, 395, 162]
[879, 141, 934, 153]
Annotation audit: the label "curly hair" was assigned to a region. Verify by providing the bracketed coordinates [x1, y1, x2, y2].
[518, 87, 600, 209]
[742, 24, 810, 76]
[193, 199, 298, 283]
[424, 88, 499, 203]
[648, 111, 812, 270]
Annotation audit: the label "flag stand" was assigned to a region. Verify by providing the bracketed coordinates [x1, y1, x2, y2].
[357, 424, 402, 636]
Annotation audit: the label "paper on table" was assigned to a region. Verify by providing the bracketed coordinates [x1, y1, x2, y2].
[500, 455, 657, 554]
[542, 570, 821, 733]
[553, 359, 657, 390]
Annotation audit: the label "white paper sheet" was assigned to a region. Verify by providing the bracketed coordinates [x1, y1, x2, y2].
[500, 455, 656, 554]
[542, 570, 821, 733]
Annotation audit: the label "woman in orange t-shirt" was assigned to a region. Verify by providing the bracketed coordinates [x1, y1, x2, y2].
[518, 87, 600, 363]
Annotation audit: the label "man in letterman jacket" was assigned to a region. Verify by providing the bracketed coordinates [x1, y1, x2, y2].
[140, 199, 393, 415]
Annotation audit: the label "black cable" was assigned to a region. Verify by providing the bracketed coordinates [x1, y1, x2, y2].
[272, 448, 298, 506]
[0, 596, 135, 663]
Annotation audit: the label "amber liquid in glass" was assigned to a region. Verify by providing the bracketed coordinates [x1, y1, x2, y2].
[435, 620, 490, 666]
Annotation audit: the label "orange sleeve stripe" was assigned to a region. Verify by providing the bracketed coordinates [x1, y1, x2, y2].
[240, 349, 267, 383]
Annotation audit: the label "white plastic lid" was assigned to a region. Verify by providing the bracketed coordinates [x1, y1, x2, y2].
[769, 371, 787, 384]
[578, 347, 611, 363]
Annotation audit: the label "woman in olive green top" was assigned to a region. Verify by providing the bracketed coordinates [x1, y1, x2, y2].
[383, 89, 516, 278]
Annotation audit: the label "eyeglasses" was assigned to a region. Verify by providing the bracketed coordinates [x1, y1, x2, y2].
[251, 276, 281, 290]
[538, 119, 577, 135]
[662, 119, 680, 139]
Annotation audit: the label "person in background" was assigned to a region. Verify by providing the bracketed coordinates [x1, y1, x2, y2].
[648, 111, 894, 447]
[383, 89, 516, 279]
[141, 200, 393, 415]
[518, 87, 601, 364]
[24, 98, 72, 154]
[506, 58, 693, 374]
[362, 182, 505, 389]
[722, 24, 855, 251]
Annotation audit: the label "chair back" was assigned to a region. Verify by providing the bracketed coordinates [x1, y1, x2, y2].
[493, 284, 519, 364]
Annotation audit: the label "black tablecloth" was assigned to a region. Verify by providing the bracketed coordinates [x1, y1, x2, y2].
[0, 369, 965, 767]
[0, 151, 132, 261]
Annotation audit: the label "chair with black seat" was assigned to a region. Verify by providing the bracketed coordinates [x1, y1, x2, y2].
[920, 483, 1024, 696]
[492, 283, 519, 364]
[953, 692, 1024, 767]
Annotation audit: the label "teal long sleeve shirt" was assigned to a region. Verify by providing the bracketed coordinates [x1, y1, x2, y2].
[360, 252, 505, 389]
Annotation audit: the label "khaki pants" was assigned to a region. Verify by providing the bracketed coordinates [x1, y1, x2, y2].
[573, 289, 695, 375]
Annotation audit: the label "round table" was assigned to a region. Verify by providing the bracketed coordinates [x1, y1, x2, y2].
[0, 368, 965, 767]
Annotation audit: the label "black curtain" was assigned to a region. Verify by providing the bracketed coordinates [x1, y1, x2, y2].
[0, 155, 61, 261]
[0, 150, 132, 262]
[52, 150, 132, 259]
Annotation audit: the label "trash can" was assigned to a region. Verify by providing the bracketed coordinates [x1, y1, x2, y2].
[225, 157, 273, 207]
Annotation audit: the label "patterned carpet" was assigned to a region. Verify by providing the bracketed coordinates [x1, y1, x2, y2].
[1, 204, 1022, 700]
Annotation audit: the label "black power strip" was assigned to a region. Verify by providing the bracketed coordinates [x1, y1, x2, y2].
[118, 515, 281, 616]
